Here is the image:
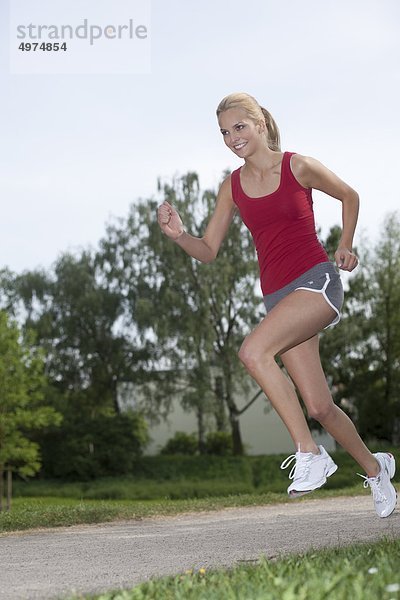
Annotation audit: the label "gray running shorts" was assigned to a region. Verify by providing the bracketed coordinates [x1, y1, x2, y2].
[263, 262, 344, 328]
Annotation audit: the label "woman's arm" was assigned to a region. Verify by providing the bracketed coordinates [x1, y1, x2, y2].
[157, 175, 237, 263]
[291, 154, 359, 272]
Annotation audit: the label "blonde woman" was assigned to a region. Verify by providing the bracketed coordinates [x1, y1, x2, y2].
[157, 92, 396, 518]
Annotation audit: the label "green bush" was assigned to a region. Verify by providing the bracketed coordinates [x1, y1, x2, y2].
[160, 430, 236, 457]
[13, 448, 399, 502]
[204, 431, 233, 455]
[131, 455, 253, 483]
[160, 431, 198, 456]
[13, 476, 255, 501]
[40, 412, 149, 480]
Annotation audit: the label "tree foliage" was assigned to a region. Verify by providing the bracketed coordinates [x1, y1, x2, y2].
[11, 252, 149, 417]
[2, 252, 150, 479]
[320, 212, 400, 444]
[0, 311, 62, 508]
[2, 174, 400, 481]
[98, 172, 265, 454]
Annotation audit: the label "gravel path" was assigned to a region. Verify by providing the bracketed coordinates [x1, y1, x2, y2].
[0, 495, 399, 600]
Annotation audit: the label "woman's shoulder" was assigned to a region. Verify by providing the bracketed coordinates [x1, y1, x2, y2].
[288, 152, 320, 188]
[288, 151, 311, 169]
[220, 168, 241, 192]
[217, 172, 235, 202]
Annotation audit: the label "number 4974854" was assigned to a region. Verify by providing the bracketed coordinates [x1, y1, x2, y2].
[19, 42, 67, 51]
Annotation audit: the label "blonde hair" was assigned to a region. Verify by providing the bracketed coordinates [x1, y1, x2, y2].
[216, 92, 281, 151]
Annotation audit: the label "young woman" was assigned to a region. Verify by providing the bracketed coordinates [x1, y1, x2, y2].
[157, 92, 397, 518]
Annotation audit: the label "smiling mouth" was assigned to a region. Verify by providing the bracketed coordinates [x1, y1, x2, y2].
[233, 142, 247, 150]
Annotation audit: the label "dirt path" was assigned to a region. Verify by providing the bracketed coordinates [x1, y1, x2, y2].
[0, 495, 399, 600]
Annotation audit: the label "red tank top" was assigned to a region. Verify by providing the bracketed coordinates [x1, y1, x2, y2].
[230, 151, 329, 295]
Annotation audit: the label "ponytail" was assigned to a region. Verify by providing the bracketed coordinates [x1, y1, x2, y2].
[260, 106, 281, 151]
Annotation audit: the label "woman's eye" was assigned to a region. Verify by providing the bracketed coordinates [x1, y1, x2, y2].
[236, 124, 244, 130]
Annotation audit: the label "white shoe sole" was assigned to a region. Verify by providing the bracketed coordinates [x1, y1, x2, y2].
[383, 492, 397, 518]
[380, 453, 397, 518]
[387, 453, 396, 478]
[288, 462, 338, 498]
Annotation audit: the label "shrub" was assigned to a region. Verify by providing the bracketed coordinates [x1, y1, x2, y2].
[131, 455, 253, 482]
[39, 411, 149, 480]
[205, 431, 233, 456]
[160, 431, 198, 456]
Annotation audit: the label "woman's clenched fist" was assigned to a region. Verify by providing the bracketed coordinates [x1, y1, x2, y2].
[157, 201, 185, 240]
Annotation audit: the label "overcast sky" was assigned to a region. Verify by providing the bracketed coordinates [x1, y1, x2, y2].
[1, 0, 399, 274]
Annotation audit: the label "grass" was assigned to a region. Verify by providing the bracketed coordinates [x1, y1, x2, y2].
[12, 477, 255, 501]
[0, 484, 373, 534]
[2, 453, 398, 600]
[1, 449, 398, 534]
[70, 537, 400, 600]
[13, 449, 399, 501]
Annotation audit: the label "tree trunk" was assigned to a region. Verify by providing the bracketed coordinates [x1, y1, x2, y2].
[224, 390, 244, 455]
[213, 376, 226, 432]
[6, 468, 12, 511]
[196, 405, 206, 454]
[0, 466, 4, 512]
[111, 376, 121, 415]
[222, 362, 244, 455]
[229, 408, 244, 455]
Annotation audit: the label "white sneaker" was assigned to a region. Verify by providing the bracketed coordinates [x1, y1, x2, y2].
[358, 452, 397, 518]
[280, 445, 338, 498]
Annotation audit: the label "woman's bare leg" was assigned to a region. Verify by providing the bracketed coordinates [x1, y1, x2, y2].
[281, 335, 379, 477]
[238, 290, 336, 454]
[238, 289, 379, 475]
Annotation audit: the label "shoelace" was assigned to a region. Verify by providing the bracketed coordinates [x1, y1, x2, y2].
[280, 453, 313, 481]
[357, 473, 387, 503]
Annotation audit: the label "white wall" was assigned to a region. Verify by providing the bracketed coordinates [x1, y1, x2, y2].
[140, 386, 335, 456]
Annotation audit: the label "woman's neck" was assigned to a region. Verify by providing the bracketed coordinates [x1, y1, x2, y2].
[243, 147, 283, 177]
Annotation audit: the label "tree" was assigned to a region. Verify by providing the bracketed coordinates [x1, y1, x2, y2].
[351, 213, 400, 442]
[319, 213, 400, 444]
[40, 411, 149, 480]
[100, 172, 265, 454]
[10, 250, 153, 414]
[4, 251, 152, 478]
[0, 311, 62, 510]
[0, 268, 16, 312]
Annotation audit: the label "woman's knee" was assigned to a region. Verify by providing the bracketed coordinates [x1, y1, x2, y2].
[307, 400, 336, 423]
[238, 337, 273, 373]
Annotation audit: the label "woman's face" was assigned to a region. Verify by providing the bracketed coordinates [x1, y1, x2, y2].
[218, 107, 262, 157]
